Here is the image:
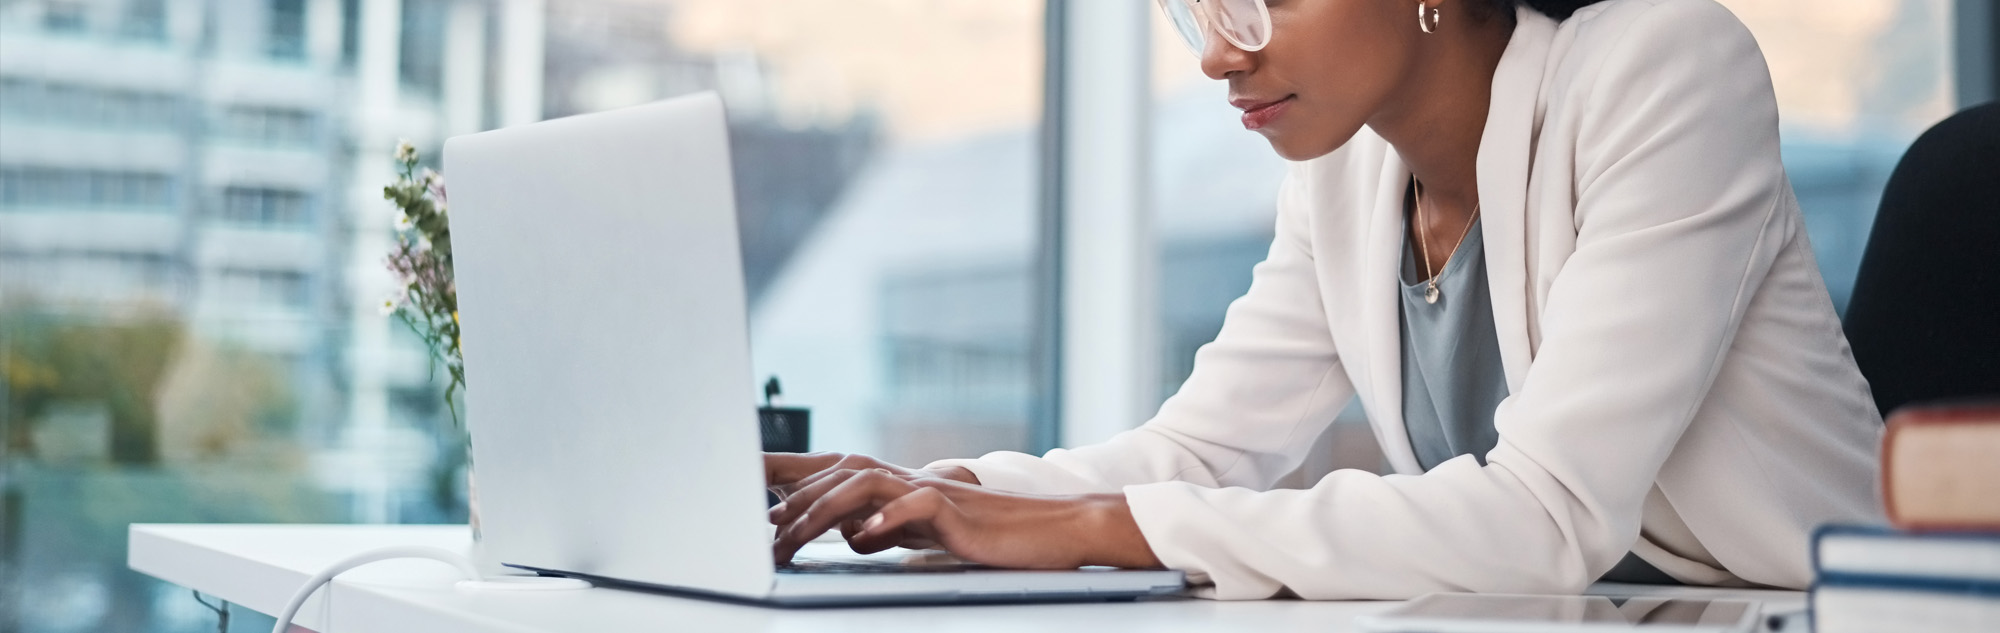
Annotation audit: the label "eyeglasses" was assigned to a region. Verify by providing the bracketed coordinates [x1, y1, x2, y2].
[1154, 0, 1273, 55]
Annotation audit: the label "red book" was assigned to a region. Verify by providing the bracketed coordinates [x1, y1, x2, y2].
[1882, 401, 2000, 531]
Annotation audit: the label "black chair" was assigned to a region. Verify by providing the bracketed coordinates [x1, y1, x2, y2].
[1843, 101, 2000, 418]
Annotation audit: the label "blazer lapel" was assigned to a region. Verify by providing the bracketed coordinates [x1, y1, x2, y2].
[1477, 7, 1558, 393]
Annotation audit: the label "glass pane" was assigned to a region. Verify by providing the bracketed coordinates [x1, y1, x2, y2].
[665, 2, 1046, 467]
[1718, 0, 1958, 311]
[0, 0, 1042, 630]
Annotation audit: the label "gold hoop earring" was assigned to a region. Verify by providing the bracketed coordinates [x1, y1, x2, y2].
[1418, 2, 1441, 33]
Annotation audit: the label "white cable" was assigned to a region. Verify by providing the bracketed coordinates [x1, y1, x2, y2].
[270, 546, 481, 633]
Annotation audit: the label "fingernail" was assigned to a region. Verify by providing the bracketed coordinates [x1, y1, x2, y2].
[862, 513, 884, 532]
[770, 502, 786, 515]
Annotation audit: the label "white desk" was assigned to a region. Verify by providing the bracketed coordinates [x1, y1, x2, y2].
[128, 524, 1807, 632]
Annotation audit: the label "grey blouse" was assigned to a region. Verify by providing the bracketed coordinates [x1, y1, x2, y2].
[1398, 217, 1509, 472]
[1397, 216, 1677, 585]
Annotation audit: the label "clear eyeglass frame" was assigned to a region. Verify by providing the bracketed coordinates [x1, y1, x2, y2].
[1154, 0, 1273, 55]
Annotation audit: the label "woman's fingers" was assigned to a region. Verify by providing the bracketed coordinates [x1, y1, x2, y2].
[772, 469, 918, 562]
[845, 486, 954, 554]
[764, 452, 843, 492]
[768, 466, 888, 526]
[770, 453, 909, 499]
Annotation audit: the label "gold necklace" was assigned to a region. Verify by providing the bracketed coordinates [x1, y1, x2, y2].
[1412, 177, 1481, 305]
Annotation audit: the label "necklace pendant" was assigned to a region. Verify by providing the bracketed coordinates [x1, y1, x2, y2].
[1424, 282, 1440, 304]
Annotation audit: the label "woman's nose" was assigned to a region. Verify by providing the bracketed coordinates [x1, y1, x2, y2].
[1198, 34, 1256, 80]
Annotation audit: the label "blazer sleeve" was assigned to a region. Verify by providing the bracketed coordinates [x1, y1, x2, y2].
[1115, 0, 1793, 598]
[926, 162, 1357, 496]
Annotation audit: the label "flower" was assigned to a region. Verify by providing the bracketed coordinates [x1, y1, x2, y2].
[388, 261, 414, 287]
[380, 139, 464, 425]
[427, 178, 448, 209]
[378, 289, 406, 315]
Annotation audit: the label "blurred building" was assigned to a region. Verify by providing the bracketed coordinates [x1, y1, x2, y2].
[0, 1, 543, 629]
[0, 0, 341, 356]
[0, 0, 549, 530]
[0, 0, 355, 464]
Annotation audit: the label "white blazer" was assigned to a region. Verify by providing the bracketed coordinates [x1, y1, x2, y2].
[932, 0, 1883, 600]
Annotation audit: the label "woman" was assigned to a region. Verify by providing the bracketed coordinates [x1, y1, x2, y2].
[766, 0, 1882, 600]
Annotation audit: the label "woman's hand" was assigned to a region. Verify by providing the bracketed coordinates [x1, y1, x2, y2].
[764, 452, 978, 501]
[764, 452, 982, 554]
[764, 456, 1163, 570]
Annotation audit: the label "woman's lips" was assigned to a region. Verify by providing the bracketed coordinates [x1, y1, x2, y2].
[1232, 95, 1296, 131]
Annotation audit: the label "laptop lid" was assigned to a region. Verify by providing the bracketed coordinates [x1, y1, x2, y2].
[447, 92, 775, 599]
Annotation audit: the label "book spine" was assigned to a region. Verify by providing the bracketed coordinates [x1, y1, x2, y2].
[1881, 403, 2000, 531]
[1814, 572, 2000, 597]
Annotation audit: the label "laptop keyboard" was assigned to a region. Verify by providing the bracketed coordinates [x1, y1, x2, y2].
[778, 557, 991, 574]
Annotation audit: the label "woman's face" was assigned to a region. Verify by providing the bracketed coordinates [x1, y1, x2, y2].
[1202, 0, 1422, 161]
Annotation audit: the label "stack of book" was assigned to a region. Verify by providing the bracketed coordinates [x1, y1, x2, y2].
[1811, 402, 2000, 633]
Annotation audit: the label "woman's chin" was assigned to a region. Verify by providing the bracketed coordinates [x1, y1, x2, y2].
[1264, 134, 1346, 162]
[1260, 126, 1357, 162]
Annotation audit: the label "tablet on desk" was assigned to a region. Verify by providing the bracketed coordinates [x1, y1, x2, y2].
[1355, 593, 1761, 633]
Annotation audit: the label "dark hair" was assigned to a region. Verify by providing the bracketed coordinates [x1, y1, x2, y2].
[1471, 0, 1613, 22]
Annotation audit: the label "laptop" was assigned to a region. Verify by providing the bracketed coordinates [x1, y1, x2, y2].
[444, 91, 1186, 606]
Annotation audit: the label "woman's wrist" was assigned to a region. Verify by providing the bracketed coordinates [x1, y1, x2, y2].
[923, 465, 981, 485]
[1073, 493, 1163, 569]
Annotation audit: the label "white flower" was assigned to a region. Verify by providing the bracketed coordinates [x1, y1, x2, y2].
[422, 168, 443, 188]
[378, 291, 405, 316]
[394, 212, 412, 233]
[436, 202, 448, 217]
[394, 139, 417, 163]
[416, 235, 433, 252]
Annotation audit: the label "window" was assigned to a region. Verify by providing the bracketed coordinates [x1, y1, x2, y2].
[585, 1, 1050, 467]
[120, 0, 167, 41]
[268, 0, 308, 60]
[21, 1, 1963, 629]
[397, 0, 446, 96]
[41, 1, 87, 32]
[0, 167, 176, 209]
[1716, 0, 1958, 311]
[340, 0, 360, 67]
[880, 266, 1035, 455]
[0, 249, 178, 302]
[217, 187, 312, 227]
[211, 267, 310, 309]
[214, 105, 319, 146]
[0, 77, 183, 130]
